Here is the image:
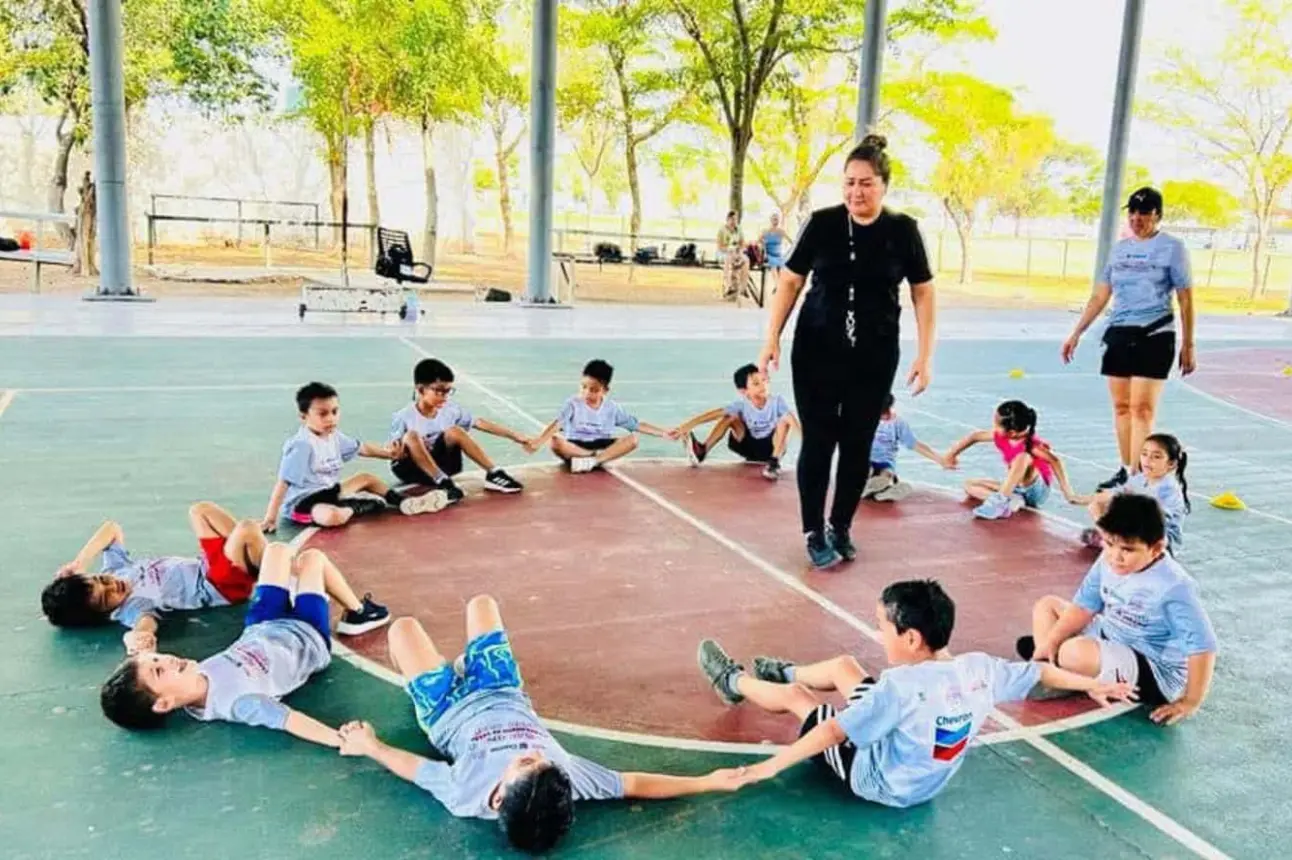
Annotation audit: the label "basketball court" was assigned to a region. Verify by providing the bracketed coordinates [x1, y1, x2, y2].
[3, 295, 1290, 858]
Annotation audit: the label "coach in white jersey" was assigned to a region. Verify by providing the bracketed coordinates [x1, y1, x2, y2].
[1022, 492, 1216, 727]
[100, 544, 344, 748]
[699, 580, 1134, 807]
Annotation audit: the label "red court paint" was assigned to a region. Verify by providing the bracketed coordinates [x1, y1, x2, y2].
[311, 462, 1105, 747]
[1189, 347, 1292, 422]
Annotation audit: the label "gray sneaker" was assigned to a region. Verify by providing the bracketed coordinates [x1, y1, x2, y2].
[753, 655, 795, 684]
[862, 470, 896, 499]
[872, 479, 913, 502]
[697, 639, 745, 705]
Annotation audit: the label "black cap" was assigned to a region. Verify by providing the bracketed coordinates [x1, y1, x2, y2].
[1124, 186, 1163, 214]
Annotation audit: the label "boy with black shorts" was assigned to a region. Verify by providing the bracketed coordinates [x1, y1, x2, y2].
[672, 363, 798, 480]
[262, 382, 447, 531]
[524, 359, 670, 473]
[697, 579, 1134, 807]
[1018, 493, 1216, 726]
[337, 595, 741, 854]
[99, 543, 351, 746]
[388, 358, 528, 502]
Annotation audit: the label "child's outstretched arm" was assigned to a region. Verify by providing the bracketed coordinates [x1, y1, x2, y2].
[123, 615, 160, 655]
[283, 708, 342, 748]
[733, 717, 848, 786]
[1034, 603, 1095, 662]
[474, 417, 532, 447]
[60, 520, 126, 576]
[1150, 651, 1215, 726]
[338, 720, 431, 780]
[1034, 445, 1084, 503]
[1037, 663, 1137, 706]
[261, 480, 288, 533]
[524, 418, 560, 454]
[358, 440, 401, 460]
[942, 429, 992, 469]
[672, 407, 726, 439]
[912, 440, 948, 468]
[636, 420, 672, 439]
[622, 770, 742, 798]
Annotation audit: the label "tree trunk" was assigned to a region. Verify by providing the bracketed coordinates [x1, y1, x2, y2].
[728, 125, 752, 217]
[325, 132, 347, 247]
[497, 145, 514, 257]
[797, 187, 812, 224]
[48, 109, 79, 246]
[420, 114, 439, 267]
[625, 138, 642, 252]
[364, 122, 380, 227]
[73, 171, 97, 276]
[943, 199, 973, 284]
[1251, 216, 1268, 298]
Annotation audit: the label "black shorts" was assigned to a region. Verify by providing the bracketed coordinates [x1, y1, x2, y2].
[1100, 324, 1176, 380]
[1131, 651, 1168, 711]
[292, 484, 342, 516]
[728, 431, 775, 462]
[564, 437, 616, 453]
[798, 677, 876, 784]
[392, 435, 462, 483]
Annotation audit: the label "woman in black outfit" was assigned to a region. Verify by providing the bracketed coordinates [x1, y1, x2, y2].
[757, 135, 937, 569]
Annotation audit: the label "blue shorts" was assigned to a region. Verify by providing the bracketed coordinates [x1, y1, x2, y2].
[1013, 476, 1051, 508]
[406, 630, 522, 732]
[244, 584, 331, 647]
[870, 461, 895, 473]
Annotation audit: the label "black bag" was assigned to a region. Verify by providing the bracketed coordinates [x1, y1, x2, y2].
[673, 242, 697, 264]
[633, 246, 660, 264]
[594, 242, 623, 263]
[483, 287, 512, 302]
[0, 237, 18, 252]
[1101, 313, 1173, 349]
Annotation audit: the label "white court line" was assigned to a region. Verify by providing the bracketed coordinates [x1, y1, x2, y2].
[398, 336, 1231, 860]
[1180, 380, 1292, 432]
[0, 389, 15, 419]
[12, 381, 408, 395]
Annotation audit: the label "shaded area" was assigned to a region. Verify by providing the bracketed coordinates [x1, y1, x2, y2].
[1188, 347, 1292, 422]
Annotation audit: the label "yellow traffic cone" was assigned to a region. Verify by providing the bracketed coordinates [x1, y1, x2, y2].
[1210, 491, 1246, 511]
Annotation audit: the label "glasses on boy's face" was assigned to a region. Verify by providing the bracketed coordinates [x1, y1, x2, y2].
[429, 385, 455, 396]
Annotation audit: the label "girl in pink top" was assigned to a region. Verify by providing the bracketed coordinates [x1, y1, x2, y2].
[944, 400, 1082, 520]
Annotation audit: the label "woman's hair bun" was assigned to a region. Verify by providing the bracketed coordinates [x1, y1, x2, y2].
[859, 133, 887, 151]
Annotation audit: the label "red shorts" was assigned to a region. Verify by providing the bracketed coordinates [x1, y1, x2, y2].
[199, 536, 257, 603]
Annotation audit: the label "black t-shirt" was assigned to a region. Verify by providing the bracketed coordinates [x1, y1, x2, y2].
[786, 205, 932, 349]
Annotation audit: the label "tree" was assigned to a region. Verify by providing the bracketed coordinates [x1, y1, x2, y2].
[481, 30, 527, 256]
[567, 0, 694, 248]
[1140, 0, 1292, 299]
[658, 142, 723, 234]
[1061, 143, 1151, 225]
[666, 0, 986, 217]
[556, 32, 618, 233]
[897, 72, 1058, 284]
[1, 0, 274, 244]
[1160, 178, 1241, 228]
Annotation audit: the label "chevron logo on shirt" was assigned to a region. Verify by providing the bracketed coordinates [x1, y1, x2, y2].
[933, 720, 971, 762]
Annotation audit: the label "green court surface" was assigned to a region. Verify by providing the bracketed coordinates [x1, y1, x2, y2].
[2, 311, 1290, 859]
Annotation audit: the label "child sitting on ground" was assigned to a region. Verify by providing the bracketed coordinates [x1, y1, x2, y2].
[263, 381, 447, 531]
[43, 504, 390, 652]
[863, 393, 948, 501]
[1081, 433, 1190, 554]
[524, 359, 670, 473]
[389, 358, 528, 502]
[696, 580, 1134, 807]
[100, 543, 358, 744]
[943, 399, 1081, 519]
[336, 596, 740, 854]
[1017, 493, 1216, 726]
[671, 363, 798, 480]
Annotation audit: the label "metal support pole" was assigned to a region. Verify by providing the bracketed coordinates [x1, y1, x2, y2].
[1092, 0, 1145, 282]
[525, 0, 558, 303]
[854, 0, 888, 140]
[86, 0, 137, 297]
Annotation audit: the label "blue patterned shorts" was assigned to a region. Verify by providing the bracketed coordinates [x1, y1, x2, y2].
[406, 629, 522, 731]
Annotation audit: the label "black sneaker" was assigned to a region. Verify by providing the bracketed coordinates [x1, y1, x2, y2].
[753, 655, 795, 683]
[1096, 467, 1129, 491]
[336, 594, 391, 636]
[827, 524, 857, 562]
[697, 639, 745, 705]
[762, 456, 781, 481]
[436, 477, 465, 504]
[806, 531, 843, 569]
[483, 469, 524, 493]
[1015, 635, 1036, 661]
[339, 497, 386, 518]
[686, 433, 707, 466]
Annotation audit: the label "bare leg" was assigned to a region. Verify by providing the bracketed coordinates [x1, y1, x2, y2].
[1055, 638, 1102, 677]
[551, 435, 594, 460]
[1128, 377, 1166, 472]
[997, 453, 1036, 496]
[188, 502, 236, 539]
[259, 542, 295, 589]
[1107, 377, 1133, 470]
[444, 426, 496, 471]
[309, 504, 355, 528]
[296, 548, 362, 612]
[701, 415, 738, 451]
[781, 654, 867, 695]
[771, 415, 794, 459]
[341, 472, 393, 497]
[403, 431, 445, 482]
[294, 545, 327, 599]
[388, 616, 447, 681]
[465, 594, 504, 641]
[1030, 595, 1069, 644]
[964, 478, 1001, 501]
[732, 676, 823, 721]
[593, 433, 639, 466]
[224, 518, 267, 572]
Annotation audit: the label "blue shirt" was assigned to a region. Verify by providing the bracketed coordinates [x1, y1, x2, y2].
[186, 619, 331, 729]
[102, 542, 229, 629]
[277, 427, 362, 516]
[1101, 232, 1191, 329]
[412, 689, 624, 819]
[723, 393, 790, 440]
[836, 654, 1040, 808]
[557, 396, 639, 443]
[389, 401, 474, 447]
[870, 415, 918, 467]
[1073, 553, 1216, 702]
[1117, 473, 1187, 551]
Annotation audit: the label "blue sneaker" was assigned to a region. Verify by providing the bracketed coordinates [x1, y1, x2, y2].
[973, 492, 1022, 520]
[806, 531, 844, 569]
[826, 524, 857, 561]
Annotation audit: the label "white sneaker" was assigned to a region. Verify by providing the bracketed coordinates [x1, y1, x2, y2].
[873, 479, 913, 502]
[400, 490, 449, 516]
[863, 470, 896, 499]
[570, 456, 598, 474]
[453, 653, 465, 677]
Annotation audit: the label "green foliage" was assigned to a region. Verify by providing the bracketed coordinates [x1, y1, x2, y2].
[1161, 178, 1241, 228]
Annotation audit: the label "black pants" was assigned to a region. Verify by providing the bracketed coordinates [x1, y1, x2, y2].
[791, 335, 900, 535]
